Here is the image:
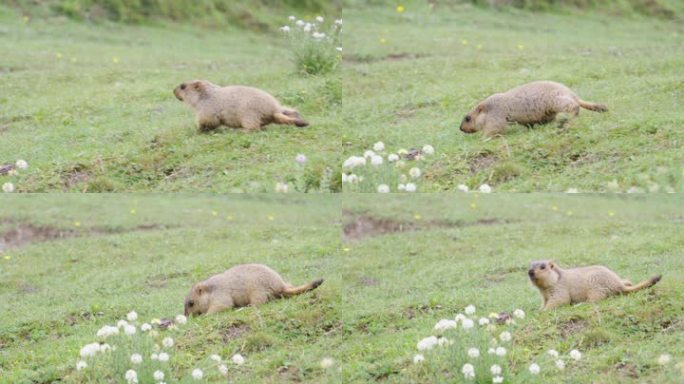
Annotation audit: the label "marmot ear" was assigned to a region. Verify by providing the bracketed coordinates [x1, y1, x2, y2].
[548, 261, 555, 269]
[475, 104, 485, 114]
[195, 283, 208, 295]
[193, 82, 204, 91]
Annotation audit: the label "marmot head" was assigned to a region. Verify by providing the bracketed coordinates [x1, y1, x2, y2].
[528, 260, 559, 289]
[184, 282, 212, 316]
[459, 104, 485, 134]
[174, 80, 214, 106]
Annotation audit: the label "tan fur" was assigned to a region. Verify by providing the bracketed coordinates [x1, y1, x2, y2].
[528, 260, 661, 310]
[184, 264, 323, 316]
[460, 81, 608, 137]
[174, 80, 309, 132]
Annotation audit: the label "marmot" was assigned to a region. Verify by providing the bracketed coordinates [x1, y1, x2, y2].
[460, 81, 608, 137]
[184, 264, 323, 316]
[528, 260, 661, 310]
[174, 80, 309, 131]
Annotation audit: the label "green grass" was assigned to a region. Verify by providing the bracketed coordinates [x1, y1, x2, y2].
[2, 194, 682, 383]
[0, 5, 341, 192]
[342, 2, 684, 192]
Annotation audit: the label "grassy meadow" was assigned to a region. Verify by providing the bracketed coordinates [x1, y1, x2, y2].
[342, 2, 684, 192]
[2, 194, 683, 383]
[0, 4, 341, 192]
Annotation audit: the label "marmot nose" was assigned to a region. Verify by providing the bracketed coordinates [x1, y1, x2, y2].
[528, 269, 535, 277]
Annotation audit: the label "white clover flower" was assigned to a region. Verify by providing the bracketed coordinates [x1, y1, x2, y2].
[117, 320, 128, 328]
[465, 305, 476, 315]
[312, 32, 326, 40]
[336, 46, 342, 52]
[96, 325, 119, 338]
[437, 337, 450, 346]
[296, 20, 305, 27]
[175, 314, 187, 324]
[100, 343, 112, 353]
[422, 145, 434, 155]
[158, 352, 169, 362]
[232, 353, 245, 365]
[457, 184, 469, 192]
[555, 359, 565, 370]
[315, 16, 324, 23]
[288, 15, 296, 21]
[219, 364, 228, 375]
[363, 150, 375, 158]
[434, 319, 457, 331]
[275, 182, 289, 193]
[467, 347, 480, 358]
[154, 370, 165, 381]
[343, 156, 366, 168]
[566, 188, 579, 193]
[127, 311, 138, 321]
[377, 184, 390, 193]
[513, 309, 525, 319]
[413, 354, 425, 363]
[462, 363, 475, 379]
[455, 313, 466, 322]
[79, 343, 100, 358]
[130, 353, 143, 364]
[387, 153, 399, 162]
[162, 337, 173, 348]
[493, 376, 504, 383]
[529, 363, 540, 375]
[303, 23, 312, 32]
[125, 369, 138, 384]
[488, 347, 496, 355]
[140, 323, 152, 332]
[478, 184, 492, 193]
[547, 349, 559, 358]
[280, 25, 290, 33]
[490, 364, 502, 375]
[335, 19, 342, 25]
[295, 154, 307, 165]
[320, 357, 334, 368]
[192, 368, 203, 380]
[76, 360, 87, 370]
[397, 183, 406, 191]
[210, 354, 222, 362]
[371, 155, 383, 166]
[404, 183, 416, 192]
[409, 167, 421, 178]
[462, 318, 475, 330]
[347, 174, 359, 183]
[657, 354, 672, 365]
[15, 159, 28, 169]
[499, 331, 511, 342]
[124, 324, 136, 336]
[495, 346, 507, 356]
[569, 349, 582, 361]
[417, 336, 438, 351]
[373, 141, 385, 152]
[479, 317, 490, 326]
[151, 353, 159, 360]
[2, 182, 15, 193]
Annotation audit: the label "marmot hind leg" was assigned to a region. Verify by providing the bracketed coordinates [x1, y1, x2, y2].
[240, 115, 263, 132]
[248, 292, 269, 306]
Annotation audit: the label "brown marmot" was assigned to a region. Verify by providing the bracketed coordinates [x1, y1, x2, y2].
[460, 81, 608, 137]
[528, 260, 661, 310]
[174, 80, 309, 131]
[184, 264, 323, 316]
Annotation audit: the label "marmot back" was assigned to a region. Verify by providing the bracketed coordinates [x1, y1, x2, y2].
[174, 80, 309, 132]
[528, 260, 660, 310]
[184, 263, 323, 316]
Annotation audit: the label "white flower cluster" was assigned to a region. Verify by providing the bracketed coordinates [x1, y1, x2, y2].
[2, 159, 29, 193]
[280, 15, 342, 45]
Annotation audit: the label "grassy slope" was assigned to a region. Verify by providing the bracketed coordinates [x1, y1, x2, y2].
[342, 3, 684, 192]
[0, 6, 341, 192]
[1, 194, 682, 383]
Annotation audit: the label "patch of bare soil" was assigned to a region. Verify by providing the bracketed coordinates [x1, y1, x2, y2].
[0, 223, 76, 252]
[615, 361, 640, 379]
[483, 266, 526, 284]
[61, 165, 92, 189]
[344, 52, 429, 64]
[342, 210, 512, 241]
[277, 365, 302, 382]
[470, 153, 499, 173]
[222, 322, 251, 343]
[558, 317, 588, 338]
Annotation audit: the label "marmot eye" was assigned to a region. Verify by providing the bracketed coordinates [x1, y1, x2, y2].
[187, 300, 194, 307]
[540, 265, 546, 270]
[180, 84, 186, 90]
[465, 116, 471, 122]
